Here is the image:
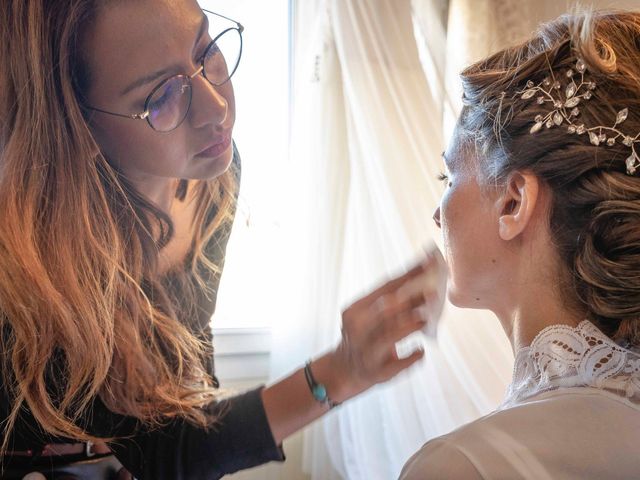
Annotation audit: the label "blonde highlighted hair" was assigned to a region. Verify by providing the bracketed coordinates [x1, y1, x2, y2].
[0, 0, 237, 452]
[459, 9, 640, 345]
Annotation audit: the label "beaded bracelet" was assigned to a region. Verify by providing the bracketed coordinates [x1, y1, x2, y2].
[304, 361, 340, 409]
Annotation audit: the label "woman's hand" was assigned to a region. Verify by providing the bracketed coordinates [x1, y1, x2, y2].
[262, 253, 445, 444]
[320, 256, 440, 403]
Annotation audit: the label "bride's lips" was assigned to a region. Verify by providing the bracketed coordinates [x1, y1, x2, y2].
[195, 132, 232, 158]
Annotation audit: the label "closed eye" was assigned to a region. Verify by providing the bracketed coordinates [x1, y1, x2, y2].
[437, 172, 450, 186]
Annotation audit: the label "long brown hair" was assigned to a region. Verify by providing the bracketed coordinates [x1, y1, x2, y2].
[459, 9, 640, 345]
[0, 0, 237, 451]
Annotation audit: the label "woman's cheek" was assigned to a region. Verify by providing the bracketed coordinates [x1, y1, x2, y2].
[439, 192, 455, 262]
[440, 185, 469, 290]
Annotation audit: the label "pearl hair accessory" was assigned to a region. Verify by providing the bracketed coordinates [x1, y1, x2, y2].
[515, 58, 640, 175]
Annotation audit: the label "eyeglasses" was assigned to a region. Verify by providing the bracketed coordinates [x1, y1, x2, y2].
[85, 9, 243, 133]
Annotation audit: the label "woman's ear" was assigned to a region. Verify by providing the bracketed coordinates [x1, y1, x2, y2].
[496, 172, 540, 241]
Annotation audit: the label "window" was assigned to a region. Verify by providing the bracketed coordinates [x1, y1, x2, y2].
[198, 1, 291, 332]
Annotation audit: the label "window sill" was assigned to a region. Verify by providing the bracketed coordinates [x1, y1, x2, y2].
[213, 327, 271, 383]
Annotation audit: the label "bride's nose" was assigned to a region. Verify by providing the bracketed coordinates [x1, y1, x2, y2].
[432, 207, 441, 228]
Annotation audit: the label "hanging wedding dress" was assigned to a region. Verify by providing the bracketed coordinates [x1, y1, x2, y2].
[400, 320, 640, 479]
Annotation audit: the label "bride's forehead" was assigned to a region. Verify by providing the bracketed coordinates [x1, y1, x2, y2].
[444, 128, 476, 171]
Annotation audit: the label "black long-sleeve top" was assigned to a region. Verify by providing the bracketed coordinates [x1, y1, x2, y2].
[0, 148, 285, 479]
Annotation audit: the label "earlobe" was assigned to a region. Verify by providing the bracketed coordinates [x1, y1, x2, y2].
[497, 173, 540, 241]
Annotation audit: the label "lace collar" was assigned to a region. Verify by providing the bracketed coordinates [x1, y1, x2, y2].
[500, 320, 640, 409]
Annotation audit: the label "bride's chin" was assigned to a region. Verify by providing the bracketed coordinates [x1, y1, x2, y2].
[446, 285, 486, 310]
[446, 283, 461, 305]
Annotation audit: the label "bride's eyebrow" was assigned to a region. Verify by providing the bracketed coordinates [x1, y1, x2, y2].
[119, 13, 209, 97]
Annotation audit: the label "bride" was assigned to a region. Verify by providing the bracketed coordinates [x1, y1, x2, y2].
[401, 9, 640, 479]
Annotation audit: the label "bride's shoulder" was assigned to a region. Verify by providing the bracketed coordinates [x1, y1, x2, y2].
[398, 402, 556, 480]
[399, 436, 482, 480]
[400, 391, 640, 479]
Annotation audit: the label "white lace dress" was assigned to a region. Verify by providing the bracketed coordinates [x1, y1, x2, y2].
[400, 320, 640, 479]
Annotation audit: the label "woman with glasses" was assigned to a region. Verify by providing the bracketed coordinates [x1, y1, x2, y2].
[0, 1, 432, 479]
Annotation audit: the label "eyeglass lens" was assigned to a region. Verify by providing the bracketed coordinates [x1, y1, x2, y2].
[146, 27, 242, 132]
[204, 28, 242, 86]
[147, 76, 192, 132]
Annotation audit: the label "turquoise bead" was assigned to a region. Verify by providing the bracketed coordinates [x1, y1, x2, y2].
[312, 384, 327, 401]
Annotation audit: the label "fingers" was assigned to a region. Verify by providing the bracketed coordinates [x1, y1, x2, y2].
[366, 295, 430, 373]
[342, 286, 427, 340]
[340, 301, 425, 380]
[421, 247, 442, 270]
[420, 291, 441, 318]
[372, 308, 426, 349]
[373, 290, 426, 320]
[378, 347, 425, 381]
[368, 289, 427, 339]
[334, 256, 445, 393]
[348, 259, 429, 311]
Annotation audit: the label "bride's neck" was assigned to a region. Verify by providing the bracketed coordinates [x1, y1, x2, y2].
[494, 284, 586, 354]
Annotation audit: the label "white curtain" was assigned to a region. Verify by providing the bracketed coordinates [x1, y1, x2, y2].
[443, 0, 540, 120]
[269, 0, 611, 478]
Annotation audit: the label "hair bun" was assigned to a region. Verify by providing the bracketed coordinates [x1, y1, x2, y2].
[575, 196, 640, 343]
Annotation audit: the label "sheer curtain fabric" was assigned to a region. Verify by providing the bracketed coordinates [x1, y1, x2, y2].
[270, 0, 514, 478]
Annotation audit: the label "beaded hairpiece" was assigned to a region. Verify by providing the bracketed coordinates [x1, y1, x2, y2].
[515, 58, 640, 175]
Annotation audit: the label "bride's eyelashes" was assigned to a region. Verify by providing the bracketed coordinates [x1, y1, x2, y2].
[437, 172, 451, 187]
